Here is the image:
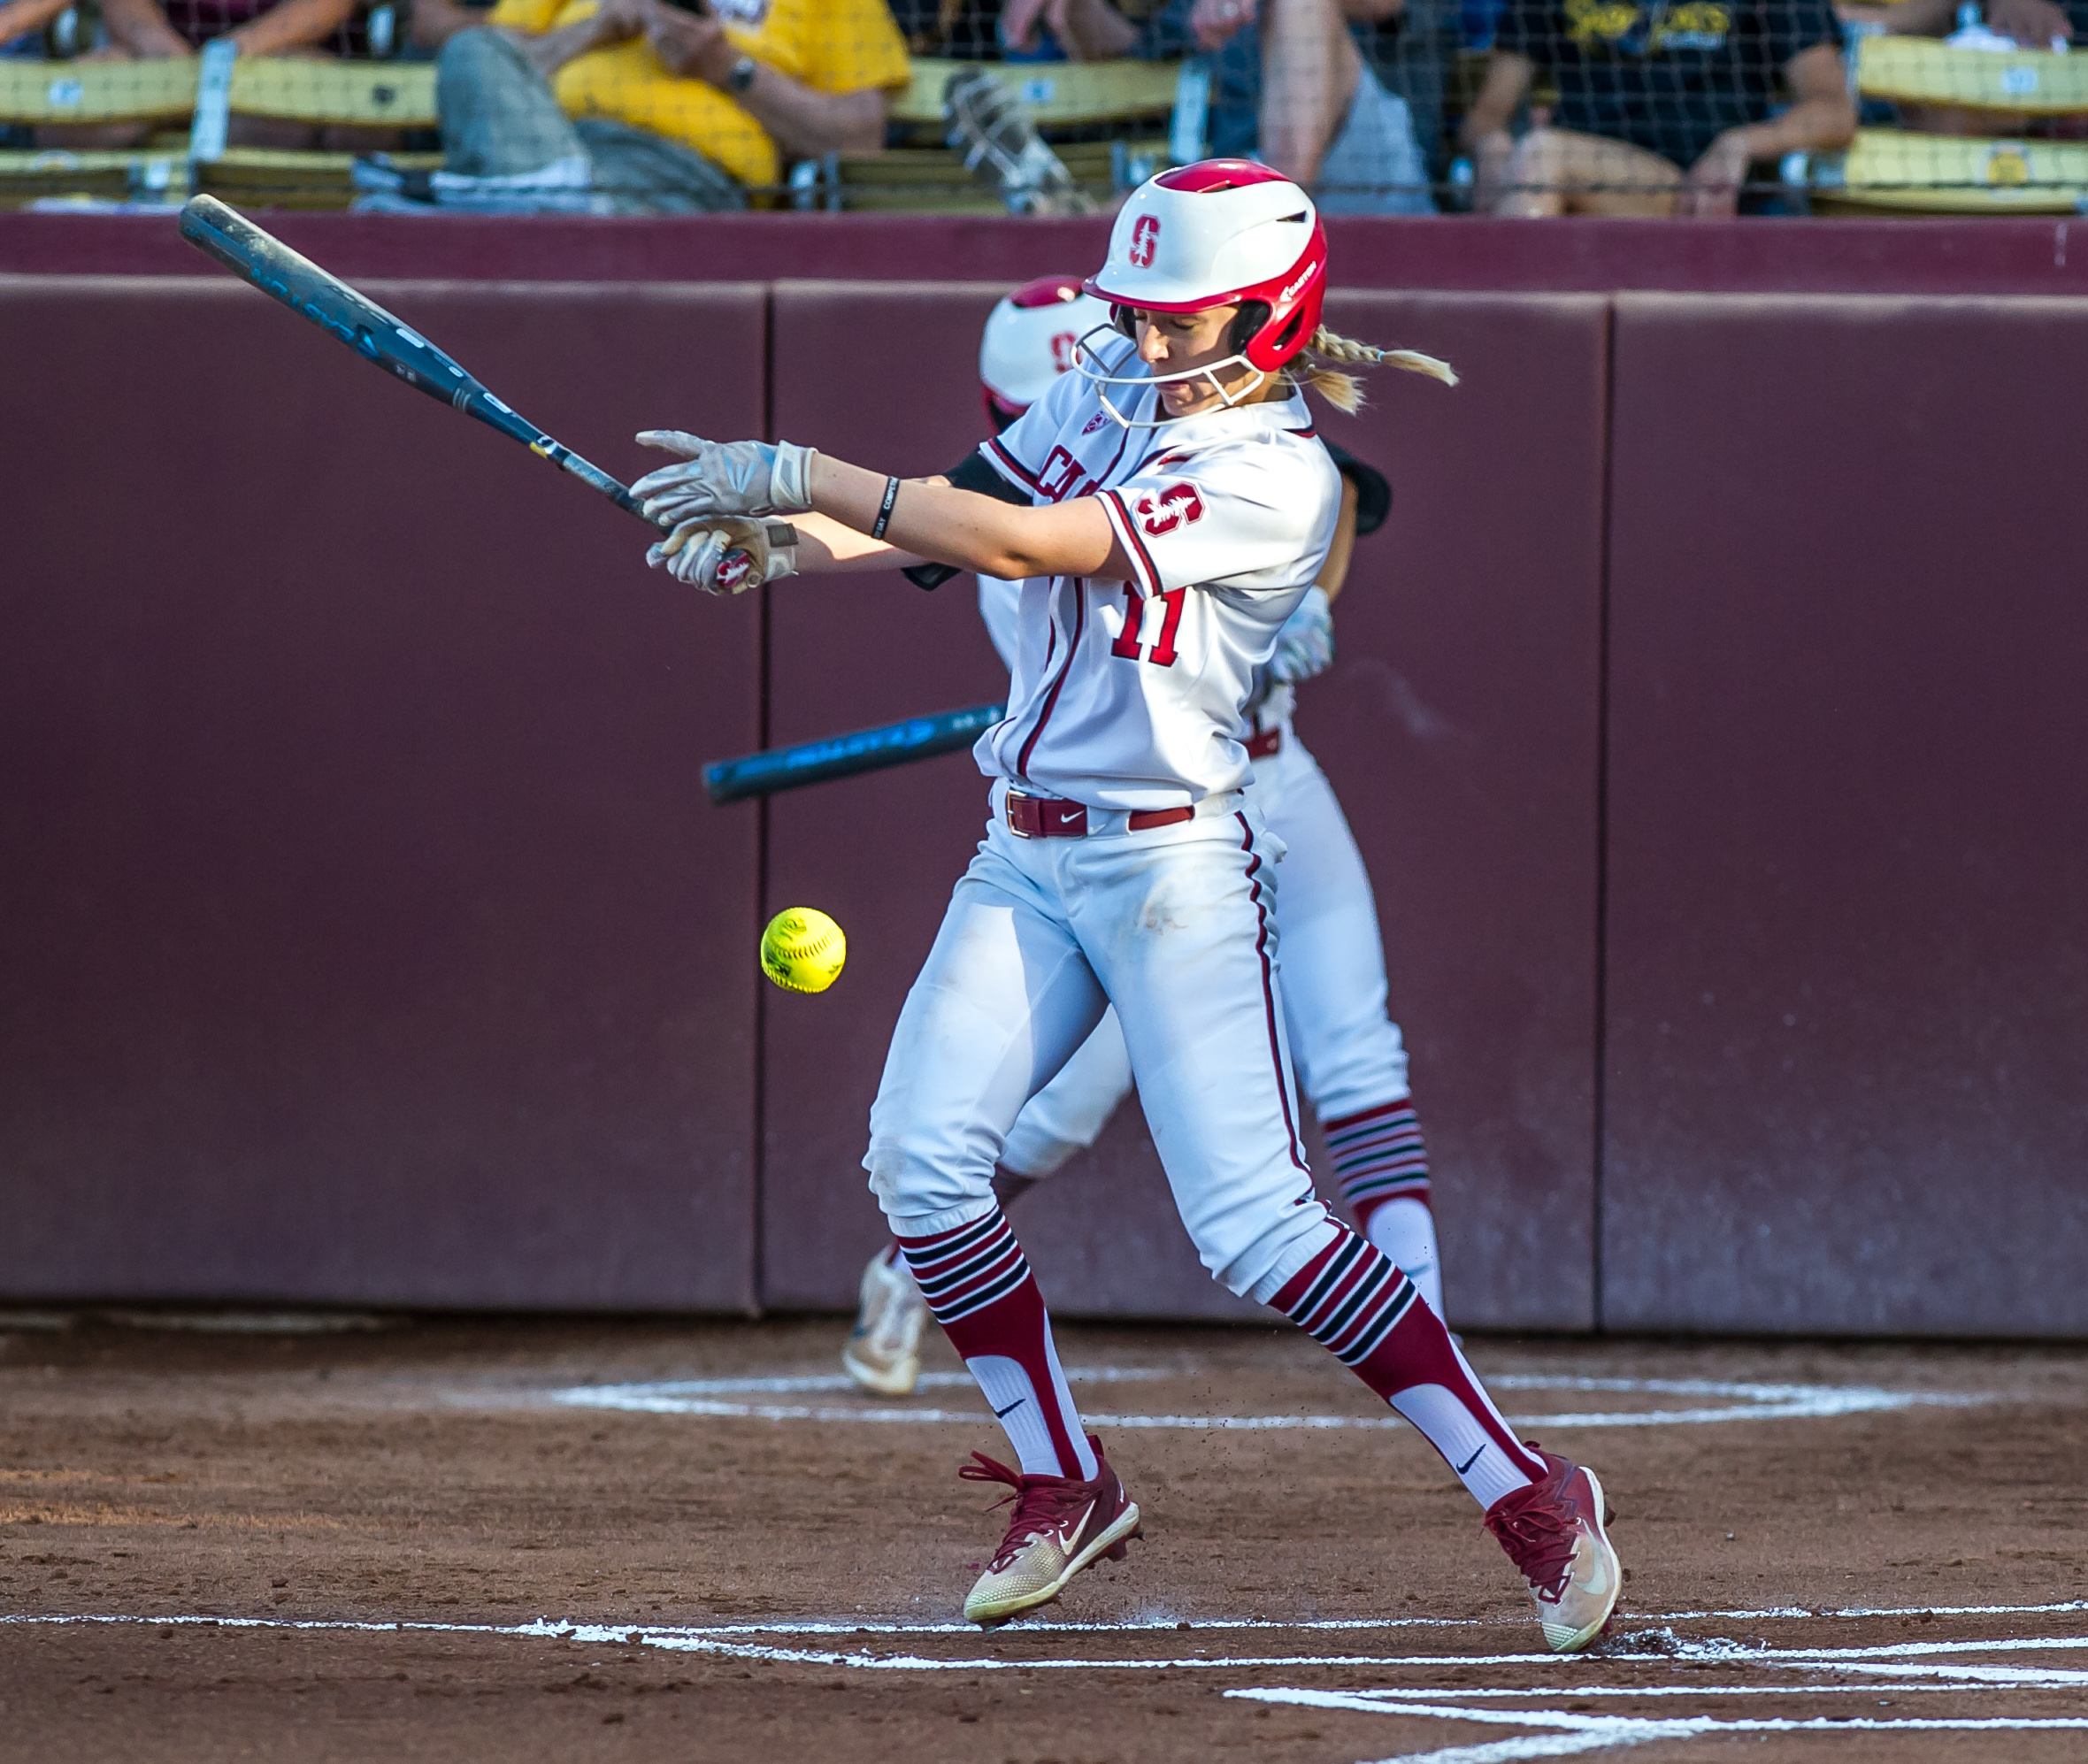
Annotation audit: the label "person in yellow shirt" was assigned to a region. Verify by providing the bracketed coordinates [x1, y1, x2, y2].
[388, 0, 910, 211]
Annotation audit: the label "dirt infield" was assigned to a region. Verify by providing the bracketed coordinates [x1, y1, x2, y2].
[1, 1315, 2083, 1762]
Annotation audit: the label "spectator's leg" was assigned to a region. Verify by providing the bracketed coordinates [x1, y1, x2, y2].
[1314, 60, 1435, 214]
[570, 119, 747, 213]
[1492, 127, 1680, 217]
[436, 26, 585, 177]
[1259, 0, 1362, 188]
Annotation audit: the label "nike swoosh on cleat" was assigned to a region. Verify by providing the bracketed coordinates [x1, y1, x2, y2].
[1455, 1445, 1485, 1475]
[993, 1399, 1027, 1419]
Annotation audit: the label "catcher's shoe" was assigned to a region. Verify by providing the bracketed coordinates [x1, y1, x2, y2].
[958, 1436, 1141, 1626]
[841, 1246, 930, 1397]
[1483, 1446, 1621, 1653]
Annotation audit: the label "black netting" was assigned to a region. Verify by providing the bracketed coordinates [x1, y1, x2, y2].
[4, 0, 2083, 214]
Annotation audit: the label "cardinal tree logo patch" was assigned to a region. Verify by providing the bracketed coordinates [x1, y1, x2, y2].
[1129, 215, 1161, 268]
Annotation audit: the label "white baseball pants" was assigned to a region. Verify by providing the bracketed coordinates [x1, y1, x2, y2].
[865, 786, 1340, 1303]
[998, 726, 1411, 1177]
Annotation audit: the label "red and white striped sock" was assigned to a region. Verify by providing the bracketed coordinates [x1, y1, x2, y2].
[896, 1208, 1097, 1482]
[1324, 1098, 1442, 1315]
[1272, 1227, 1543, 1510]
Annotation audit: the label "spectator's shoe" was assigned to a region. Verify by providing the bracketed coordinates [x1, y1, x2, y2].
[1483, 1446, 1622, 1653]
[841, 1246, 929, 1397]
[350, 154, 435, 203]
[958, 1437, 1140, 1626]
[944, 66, 1094, 218]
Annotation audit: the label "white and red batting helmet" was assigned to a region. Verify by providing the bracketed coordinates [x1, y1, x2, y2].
[1086, 160, 1327, 370]
[1072, 160, 1328, 426]
[979, 275, 1115, 428]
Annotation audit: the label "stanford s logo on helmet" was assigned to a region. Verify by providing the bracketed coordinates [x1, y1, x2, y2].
[1086, 160, 1329, 374]
[1128, 214, 1161, 269]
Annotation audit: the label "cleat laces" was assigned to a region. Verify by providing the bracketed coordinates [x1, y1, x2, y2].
[1485, 1498, 1576, 1601]
[959, 1453, 1096, 1572]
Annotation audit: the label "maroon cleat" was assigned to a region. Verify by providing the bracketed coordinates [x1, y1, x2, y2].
[1484, 1445, 1622, 1653]
[957, 1434, 1141, 1626]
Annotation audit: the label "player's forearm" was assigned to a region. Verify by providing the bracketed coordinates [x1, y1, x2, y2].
[790, 509, 928, 574]
[226, 0, 355, 55]
[1316, 480, 1359, 602]
[809, 455, 1119, 581]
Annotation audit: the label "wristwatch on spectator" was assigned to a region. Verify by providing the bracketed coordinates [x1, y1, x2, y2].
[726, 54, 757, 95]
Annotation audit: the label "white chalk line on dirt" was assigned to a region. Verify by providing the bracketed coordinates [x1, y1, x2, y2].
[14, 1608, 2082, 1760]
[9, 1599, 2085, 1644]
[547, 1369, 1988, 1431]
[10, 1613, 2088, 1679]
[1234, 1688, 2088, 1764]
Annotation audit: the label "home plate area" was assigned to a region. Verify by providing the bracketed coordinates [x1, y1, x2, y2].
[4, 1319, 2084, 1760]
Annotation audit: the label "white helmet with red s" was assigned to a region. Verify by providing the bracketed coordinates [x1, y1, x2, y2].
[1077, 159, 1329, 426]
[979, 276, 1116, 430]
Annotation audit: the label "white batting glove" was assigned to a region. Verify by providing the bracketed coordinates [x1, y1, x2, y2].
[647, 517, 799, 596]
[1268, 586, 1333, 683]
[633, 432, 817, 521]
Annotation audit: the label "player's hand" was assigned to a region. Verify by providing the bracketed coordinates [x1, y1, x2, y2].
[633, 433, 818, 520]
[647, 517, 799, 595]
[1267, 585, 1333, 684]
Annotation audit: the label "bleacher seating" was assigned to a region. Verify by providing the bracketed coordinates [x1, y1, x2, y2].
[1803, 34, 2088, 213]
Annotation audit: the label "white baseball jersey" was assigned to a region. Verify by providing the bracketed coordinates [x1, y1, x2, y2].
[970, 349, 1342, 812]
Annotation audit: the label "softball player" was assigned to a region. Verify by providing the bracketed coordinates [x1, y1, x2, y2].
[630, 161, 1622, 1651]
[844, 275, 1447, 1406]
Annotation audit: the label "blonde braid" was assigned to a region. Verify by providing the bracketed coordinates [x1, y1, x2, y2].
[1291, 324, 1459, 414]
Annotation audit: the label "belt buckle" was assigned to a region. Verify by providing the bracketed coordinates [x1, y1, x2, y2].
[1005, 788, 1035, 839]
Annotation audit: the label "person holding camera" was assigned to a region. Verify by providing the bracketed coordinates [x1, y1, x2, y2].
[395, 0, 910, 212]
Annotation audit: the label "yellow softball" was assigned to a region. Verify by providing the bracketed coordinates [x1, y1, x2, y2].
[760, 907, 848, 994]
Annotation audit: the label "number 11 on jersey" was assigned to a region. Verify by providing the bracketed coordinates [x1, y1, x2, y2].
[1109, 584, 1187, 668]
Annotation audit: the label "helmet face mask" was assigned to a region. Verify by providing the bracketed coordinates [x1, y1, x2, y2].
[1072, 318, 1271, 430]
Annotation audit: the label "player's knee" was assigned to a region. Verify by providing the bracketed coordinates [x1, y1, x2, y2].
[1198, 1198, 1342, 1301]
[863, 1106, 1001, 1230]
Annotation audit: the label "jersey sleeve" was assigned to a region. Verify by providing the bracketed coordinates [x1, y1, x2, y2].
[1097, 444, 1340, 596]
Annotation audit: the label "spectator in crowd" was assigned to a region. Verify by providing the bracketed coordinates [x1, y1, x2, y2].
[31, 0, 368, 147]
[1012, 0, 1447, 213]
[1457, 0, 1854, 215]
[394, 0, 910, 212]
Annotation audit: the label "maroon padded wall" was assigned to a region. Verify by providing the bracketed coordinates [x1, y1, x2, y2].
[8, 211, 2088, 298]
[1601, 292, 2088, 1335]
[1307, 291, 1608, 1331]
[0, 275, 765, 1309]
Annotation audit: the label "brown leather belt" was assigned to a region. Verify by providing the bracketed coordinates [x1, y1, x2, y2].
[1245, 726, 1284, 760]
[1005, 790, 1194, 839]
